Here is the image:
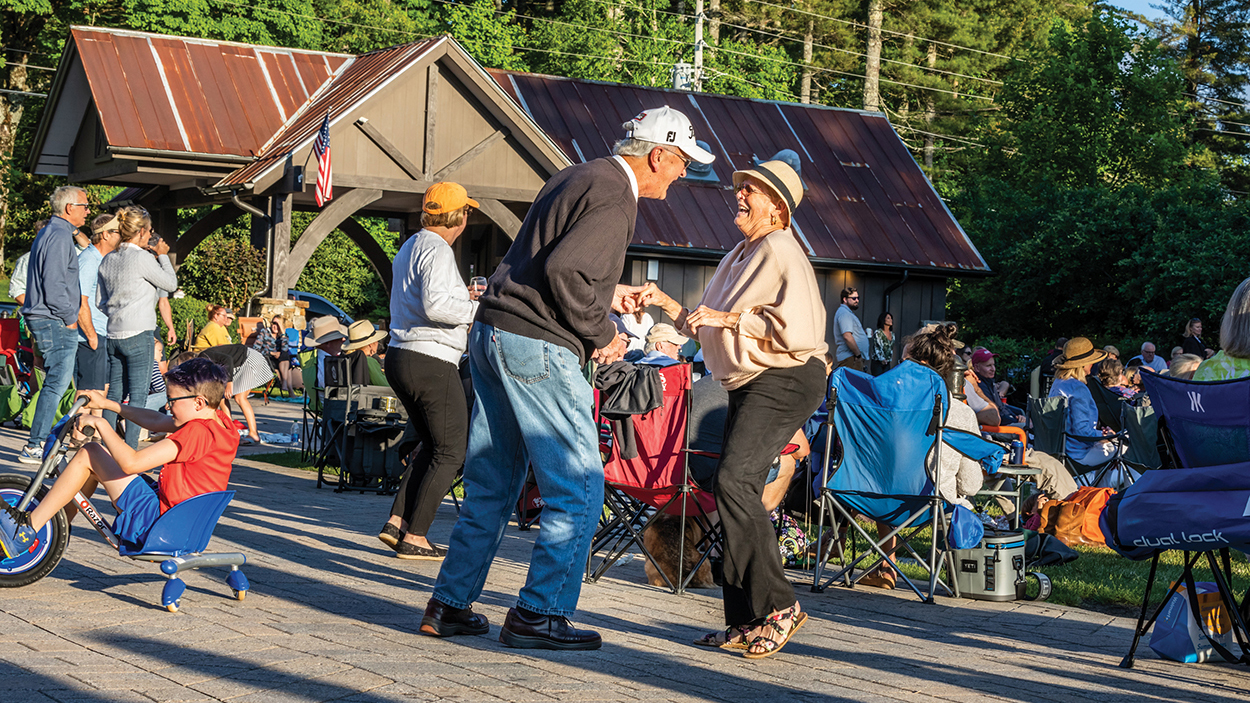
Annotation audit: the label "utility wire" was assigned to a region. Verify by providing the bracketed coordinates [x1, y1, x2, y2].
[739, 0, 1021, 61]
[714, 18, 1003, 85]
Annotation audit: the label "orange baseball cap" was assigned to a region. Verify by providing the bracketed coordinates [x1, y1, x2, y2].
[423, 182, 479, 214]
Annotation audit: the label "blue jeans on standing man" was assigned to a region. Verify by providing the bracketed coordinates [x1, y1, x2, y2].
[25, 317, 79, 449]
[104, 330, 154, 449]
[432, 323, 603, 617]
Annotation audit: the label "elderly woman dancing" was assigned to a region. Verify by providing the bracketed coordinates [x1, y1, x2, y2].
[641, 160, 827, 659]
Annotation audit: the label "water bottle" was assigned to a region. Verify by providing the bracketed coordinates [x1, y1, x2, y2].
[1010, 440, 1024, 465]
[289, 421, 301, 446]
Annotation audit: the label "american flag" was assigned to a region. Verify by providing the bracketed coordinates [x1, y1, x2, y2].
[313, 114, 332, 206]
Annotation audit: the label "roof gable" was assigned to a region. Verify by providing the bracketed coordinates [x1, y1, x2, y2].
[29, 25, 350, 174]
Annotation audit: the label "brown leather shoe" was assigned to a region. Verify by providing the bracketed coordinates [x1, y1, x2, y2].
[498, 606, 602, 650]
[419, 598, 490, 637]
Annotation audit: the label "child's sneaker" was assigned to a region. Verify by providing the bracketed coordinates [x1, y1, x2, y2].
[16, 446, 42, 465]
[0, 504, 37, 559]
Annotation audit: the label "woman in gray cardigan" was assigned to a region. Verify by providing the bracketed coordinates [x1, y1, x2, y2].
[97, 206, 178, 448]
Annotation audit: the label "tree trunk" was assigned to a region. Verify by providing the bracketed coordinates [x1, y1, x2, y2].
[801, 20, 814, 104]
[899, 33, 913, 122]
[0, 59, 35, 268]
[924, 42, 936, 171]
[863, 0, 883, 111]
[709, 0, 721, 43]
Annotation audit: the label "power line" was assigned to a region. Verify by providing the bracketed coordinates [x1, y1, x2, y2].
[715, 18, 1003, 86]
[0, 87, 47, 97]
[712, 42, 995, 101]
[739, 0, 1021, 61]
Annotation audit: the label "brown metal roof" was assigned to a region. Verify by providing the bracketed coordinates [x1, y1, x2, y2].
[72, 26, 350, 157]
[490, 70, 988, 273]
[219, 38, 444, 187]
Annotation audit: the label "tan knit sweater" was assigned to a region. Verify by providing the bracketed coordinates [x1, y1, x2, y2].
[684, 229, 828, 391]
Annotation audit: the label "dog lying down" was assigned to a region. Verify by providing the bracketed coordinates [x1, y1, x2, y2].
[642, 514, 716, 589]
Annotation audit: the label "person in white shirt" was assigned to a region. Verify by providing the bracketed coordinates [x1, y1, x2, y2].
[379, 182, 480, 561]
[1130, 342, 1169, 374]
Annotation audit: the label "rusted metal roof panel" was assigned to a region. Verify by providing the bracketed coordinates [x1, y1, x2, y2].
[71, 26, 349, 157]
[220, 38, 443, 187]
[488, 70, 988, 273]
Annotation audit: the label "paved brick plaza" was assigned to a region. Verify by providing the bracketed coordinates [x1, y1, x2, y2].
[1, 402, 1248, 702]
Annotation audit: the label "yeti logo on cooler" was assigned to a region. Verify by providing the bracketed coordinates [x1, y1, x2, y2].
[1189, 391, 1205, 413]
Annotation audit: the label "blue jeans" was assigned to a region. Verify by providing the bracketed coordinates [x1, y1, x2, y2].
[26, 317, 79, 448]
[104, 331, 154, 449]
[432, 323, 603, 617]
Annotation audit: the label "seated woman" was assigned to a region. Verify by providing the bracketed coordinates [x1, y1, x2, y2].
[1169, 353, 1202, 380]
[193, 306, 234, 351]
[1195, 276, 1250, 381]
[1097, 357, 1135, 398]
[1048, 337, 1118, 465]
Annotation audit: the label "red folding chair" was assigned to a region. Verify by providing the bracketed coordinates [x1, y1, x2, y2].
[585, 364, 720, 594]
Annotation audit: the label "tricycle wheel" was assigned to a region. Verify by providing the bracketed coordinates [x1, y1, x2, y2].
[0, 474, 69, 588]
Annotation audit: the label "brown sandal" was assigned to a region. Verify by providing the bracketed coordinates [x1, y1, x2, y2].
[743, 605, 807, 660]
[693, 624, 752, 650]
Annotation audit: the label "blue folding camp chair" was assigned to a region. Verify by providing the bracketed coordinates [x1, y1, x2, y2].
[811, 361, 1005, 603]
[1105, 373, 1250, 667]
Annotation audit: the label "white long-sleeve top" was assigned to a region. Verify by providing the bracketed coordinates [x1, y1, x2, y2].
[98, 243, 178, 339]
[389, 229, 478, 365]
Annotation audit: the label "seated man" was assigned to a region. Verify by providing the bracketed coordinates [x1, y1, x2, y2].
[967, 348, 1024, 426]
[0, 358, 238, 557]
[1130, 342, 1168, 374]
[340, 319, 390, 386]
[636, 323, 688, 368]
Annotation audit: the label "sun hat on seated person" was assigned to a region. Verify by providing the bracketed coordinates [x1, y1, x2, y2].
[342, 319, 389, 352]
[1055, 337, 1107, 369]
[732, 160, 804, 226]
[646, 323, 689, 347]
[308, 316, 347, 348]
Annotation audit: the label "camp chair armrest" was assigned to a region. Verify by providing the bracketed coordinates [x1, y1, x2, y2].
[1069, 430, 1127, 442]
[981, 424, 1027, 448]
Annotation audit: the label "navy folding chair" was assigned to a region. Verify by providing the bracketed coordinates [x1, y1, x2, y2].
[811, 361, 1005, 603]
[1107, 373, 1250, 667]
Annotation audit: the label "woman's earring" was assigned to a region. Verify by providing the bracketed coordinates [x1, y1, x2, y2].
[770, 214, 778, 225]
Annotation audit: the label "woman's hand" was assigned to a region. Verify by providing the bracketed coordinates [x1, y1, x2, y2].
[76, 389, 112, 412]
[685, 306, 741, 333]
[637, 283, 684, 321]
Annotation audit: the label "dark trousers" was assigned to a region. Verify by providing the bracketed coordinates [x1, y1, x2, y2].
[386, 348, 469, 538]
[715, 358, 826, 626]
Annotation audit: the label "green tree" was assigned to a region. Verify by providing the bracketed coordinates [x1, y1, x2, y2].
[989, 12, 1200, 190]
[177, 229, 268, 311]
[443, 0, 527, 70]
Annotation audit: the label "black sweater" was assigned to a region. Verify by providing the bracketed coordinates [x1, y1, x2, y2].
[477, 158, 637, 364]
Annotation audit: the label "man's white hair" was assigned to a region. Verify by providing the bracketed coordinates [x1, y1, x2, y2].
[612, 138, 663, 158]
[49, 185, 86, 216]
[1141, 342, 1155, 352]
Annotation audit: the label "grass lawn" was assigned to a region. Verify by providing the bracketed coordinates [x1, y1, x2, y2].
[832, 519, 1249, 612]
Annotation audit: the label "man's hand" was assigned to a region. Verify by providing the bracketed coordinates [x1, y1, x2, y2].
[86, 330, 98, 351]
[612, 284, 648, 314]
[592, 334, 628, 365]
[166, 327, 177, 345]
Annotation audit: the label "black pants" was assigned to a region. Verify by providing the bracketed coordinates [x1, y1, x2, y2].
[715, 358, 826, 626]
[386, 348, 469, 537]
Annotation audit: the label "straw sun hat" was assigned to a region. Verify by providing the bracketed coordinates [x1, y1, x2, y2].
[341, 320, 389, 352]
[1055, 337, 1108, 370]
[732, 160, 803, 226]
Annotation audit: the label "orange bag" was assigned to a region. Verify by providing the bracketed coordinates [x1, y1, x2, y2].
[1037, 486, 1115, 547]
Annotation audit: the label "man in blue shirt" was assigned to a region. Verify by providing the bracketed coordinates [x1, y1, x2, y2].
[19, 186, 88, 464]
[76, 214, 120, 397]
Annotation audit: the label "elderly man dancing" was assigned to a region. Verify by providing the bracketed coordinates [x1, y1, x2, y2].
[420, 106, 714, 650]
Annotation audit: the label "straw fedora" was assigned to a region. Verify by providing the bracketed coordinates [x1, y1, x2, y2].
[1055, 337, 1107, 369]
[308, 316, 347, 347]
[732, 160, 804, 225]
[341, 320, 388, 352]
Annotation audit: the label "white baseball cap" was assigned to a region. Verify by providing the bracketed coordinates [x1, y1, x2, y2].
[622, 106, 716, 165]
